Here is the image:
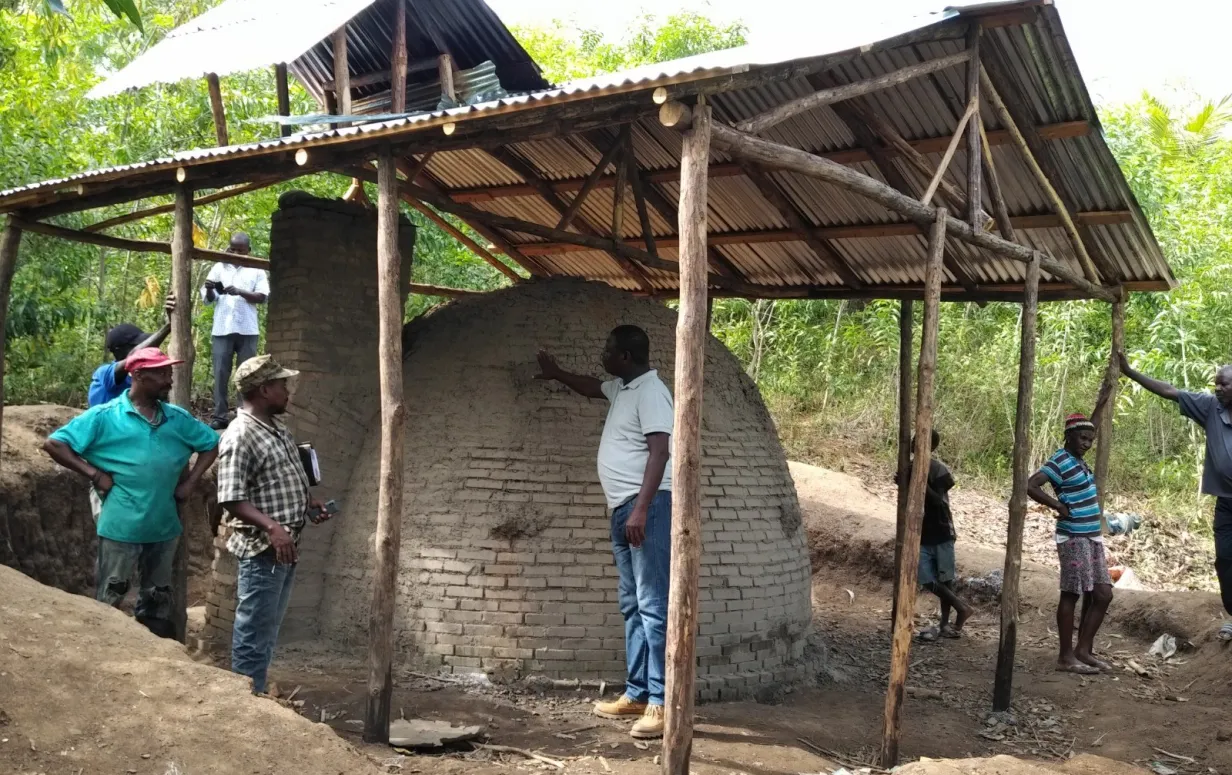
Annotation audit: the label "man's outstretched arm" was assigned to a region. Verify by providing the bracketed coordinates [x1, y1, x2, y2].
[1118, 350, 1180, 402]
[534, 349, 605, 399]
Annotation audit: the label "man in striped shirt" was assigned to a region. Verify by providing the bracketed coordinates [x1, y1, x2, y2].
[1028, 413, 1113, 675]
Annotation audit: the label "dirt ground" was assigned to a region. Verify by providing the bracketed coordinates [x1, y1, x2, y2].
[4, 459, 1231, 775]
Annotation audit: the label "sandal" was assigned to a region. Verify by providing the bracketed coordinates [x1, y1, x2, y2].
[940, 624, 963, 639]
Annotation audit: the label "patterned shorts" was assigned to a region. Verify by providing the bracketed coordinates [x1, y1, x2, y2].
[1057, 536, 1111, 594]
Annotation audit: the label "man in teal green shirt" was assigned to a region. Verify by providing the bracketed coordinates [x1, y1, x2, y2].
[44, 348, 219, 639]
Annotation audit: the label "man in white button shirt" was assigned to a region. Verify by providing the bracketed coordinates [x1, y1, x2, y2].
[201, 233, 269, 429]
[535, 325, 673, 740]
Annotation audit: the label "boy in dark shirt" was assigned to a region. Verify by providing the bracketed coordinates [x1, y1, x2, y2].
[910, 430, 971, 641]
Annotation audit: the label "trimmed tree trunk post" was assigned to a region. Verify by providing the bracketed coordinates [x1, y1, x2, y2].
[364, 145, 407, 743]
[966, 25, 982, 230]
[334, 27, 351, 125]
[1094, 298, 1125, 518]
[438, 54, 456, 102]
[168, 185, 194, 643]
[0, 220, 24, 459]
[275, 64, 291, 138]
[390, 0, 407, 113]
[881, 208, 946, 768]
[662, 102, 711, 775]
[892, 299, 914, 620]
[205, 73, 228, 146]
[992, 251, 1041, 712]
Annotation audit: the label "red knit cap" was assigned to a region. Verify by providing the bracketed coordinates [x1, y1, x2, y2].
[1064, 413, 1094, 433]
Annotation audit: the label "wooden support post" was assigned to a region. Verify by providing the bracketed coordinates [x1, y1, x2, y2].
[1094, 298, 1125, 517]
[333, 27, 351, 124]
[390, 0, 408, 113]
[992, 251, 1040, 712]
[663, 103, 711, 775]
[737, 51, 970, 135]
[0, 220, 24, 455]
[205, 73, 228, 146]
[626, 139, 659, 258]
[966, 25, 982, 230]
[611, 125, 630, 240]
[880, 208, 946, 769]
[920, 102, 976, 207]
[891, 298, 913, 620]
[979, 121, 1015, 240]
[707, 122, 1118, 301]
[168, 186, 194, 644]
[438, 54, 456, 102]
[275, 63, 291, 138]
[364, 145, 406, 744]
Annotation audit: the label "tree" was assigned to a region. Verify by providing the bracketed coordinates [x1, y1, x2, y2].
[45, 0, 142, 31]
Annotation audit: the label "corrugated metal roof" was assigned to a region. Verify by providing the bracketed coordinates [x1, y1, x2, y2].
[88, 0, 547, 101]
[3, 0, 1174, 299]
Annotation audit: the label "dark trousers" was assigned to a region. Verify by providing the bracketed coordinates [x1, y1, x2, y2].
[1215, 498, 1232, 616]
[212, 333, 258, 422]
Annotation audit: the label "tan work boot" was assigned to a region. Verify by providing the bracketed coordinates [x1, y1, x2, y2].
[594, 695, 648, 719]
[630, 705, 665, 739]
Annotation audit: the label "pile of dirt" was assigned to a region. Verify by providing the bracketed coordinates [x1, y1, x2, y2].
[0, 404, 220, 602]
[0, 563, 382, 774]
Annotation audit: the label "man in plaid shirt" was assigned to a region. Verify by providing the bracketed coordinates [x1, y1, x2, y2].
[217, 355, 335, 694]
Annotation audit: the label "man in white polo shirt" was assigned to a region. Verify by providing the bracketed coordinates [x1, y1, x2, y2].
[201, 232, 269, 430]
[535, 325, 673, 740]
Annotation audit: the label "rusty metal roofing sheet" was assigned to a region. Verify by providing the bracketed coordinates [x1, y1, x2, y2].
[3, 1, 1174, 299]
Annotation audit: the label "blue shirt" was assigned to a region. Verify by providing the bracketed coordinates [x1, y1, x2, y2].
[1039, 448, 1101, 536]
[88, 362, 129, 407]
[49, 392, 219, 543]
[1178, 391, 1232, 498]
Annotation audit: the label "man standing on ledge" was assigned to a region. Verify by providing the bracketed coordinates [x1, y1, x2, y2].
[218, 355, 334, 695]
[1118, 352, 1232, 640]
[535, 325, 674, 740]
[201, 232, 269, 430]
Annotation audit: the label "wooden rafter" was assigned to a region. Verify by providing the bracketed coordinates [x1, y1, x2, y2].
[448, 120, 1092, 203]
[556, 139, 624, 231]
[625, 135, 659, 259]
[485, 145, 656, 292]
[825, 98, 983, 296]
[965, 24, 983, 230]
[920, 100, 977, 206]
[978, 120, 1015, 240]
[738, 161, 865, 288]
[85, 176, 296, 233]
[12, 217, 271, 269]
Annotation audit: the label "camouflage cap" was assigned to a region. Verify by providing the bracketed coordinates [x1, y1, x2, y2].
[234, 354, 299, 393]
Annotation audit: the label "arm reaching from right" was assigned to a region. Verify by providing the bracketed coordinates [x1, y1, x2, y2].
[534, 350, 605, 399]
[1118, 349, 1180, 402]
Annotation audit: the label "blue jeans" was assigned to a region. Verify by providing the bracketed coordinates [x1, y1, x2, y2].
[611, 490, 672, 706]
[232, 551, 297, 694]
[96, 536, 179, 637]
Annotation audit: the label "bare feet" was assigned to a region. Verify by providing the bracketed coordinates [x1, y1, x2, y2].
[1056, 657, 1100, 675]
[1075, 651, 1113, 672]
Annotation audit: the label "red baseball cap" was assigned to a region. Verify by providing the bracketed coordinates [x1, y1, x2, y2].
[124, 347, 184, 372]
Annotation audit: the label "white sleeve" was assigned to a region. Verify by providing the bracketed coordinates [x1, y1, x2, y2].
[253, 270, 270, 297]
[638, 383, 675, 436]
[600, 379, 620, 402]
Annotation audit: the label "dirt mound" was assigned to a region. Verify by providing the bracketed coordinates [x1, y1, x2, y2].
[900, 754, 1149, 774]
[1, 404, 221, 603]
[0, 564, 381, 774]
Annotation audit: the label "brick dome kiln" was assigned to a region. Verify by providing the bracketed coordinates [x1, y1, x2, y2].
[316, 278, 814, 699]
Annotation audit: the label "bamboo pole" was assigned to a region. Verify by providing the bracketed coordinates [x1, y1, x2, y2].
[275, 63, 291, 138]
[390, 0, 407, 113]
[205, 73, 228, 147]
[738, 51, 971, 135]
[881, 208, 946, 768]
[364, 146, 407, 743]
[168, 186, 194, 644]
[662, 103, 711, 775]
[979, 69, 1099, 284]
[0, 220, 24, 457]
[706, 122, 1117, 302]
[992, 251, 1040, 712]
[1094, 298, 1125, 517]
[966, 25, 983, 230]
[892, 299, 913, 620]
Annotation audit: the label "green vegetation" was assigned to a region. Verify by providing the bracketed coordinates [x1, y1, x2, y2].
[1, 4, 1228, 585]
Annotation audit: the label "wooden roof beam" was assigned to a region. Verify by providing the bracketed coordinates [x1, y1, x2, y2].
[738, 161, 865, 288]
[12, 217, 271, 269]
[513, 210, 1134, 256]
[485, 144, 657, 293]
